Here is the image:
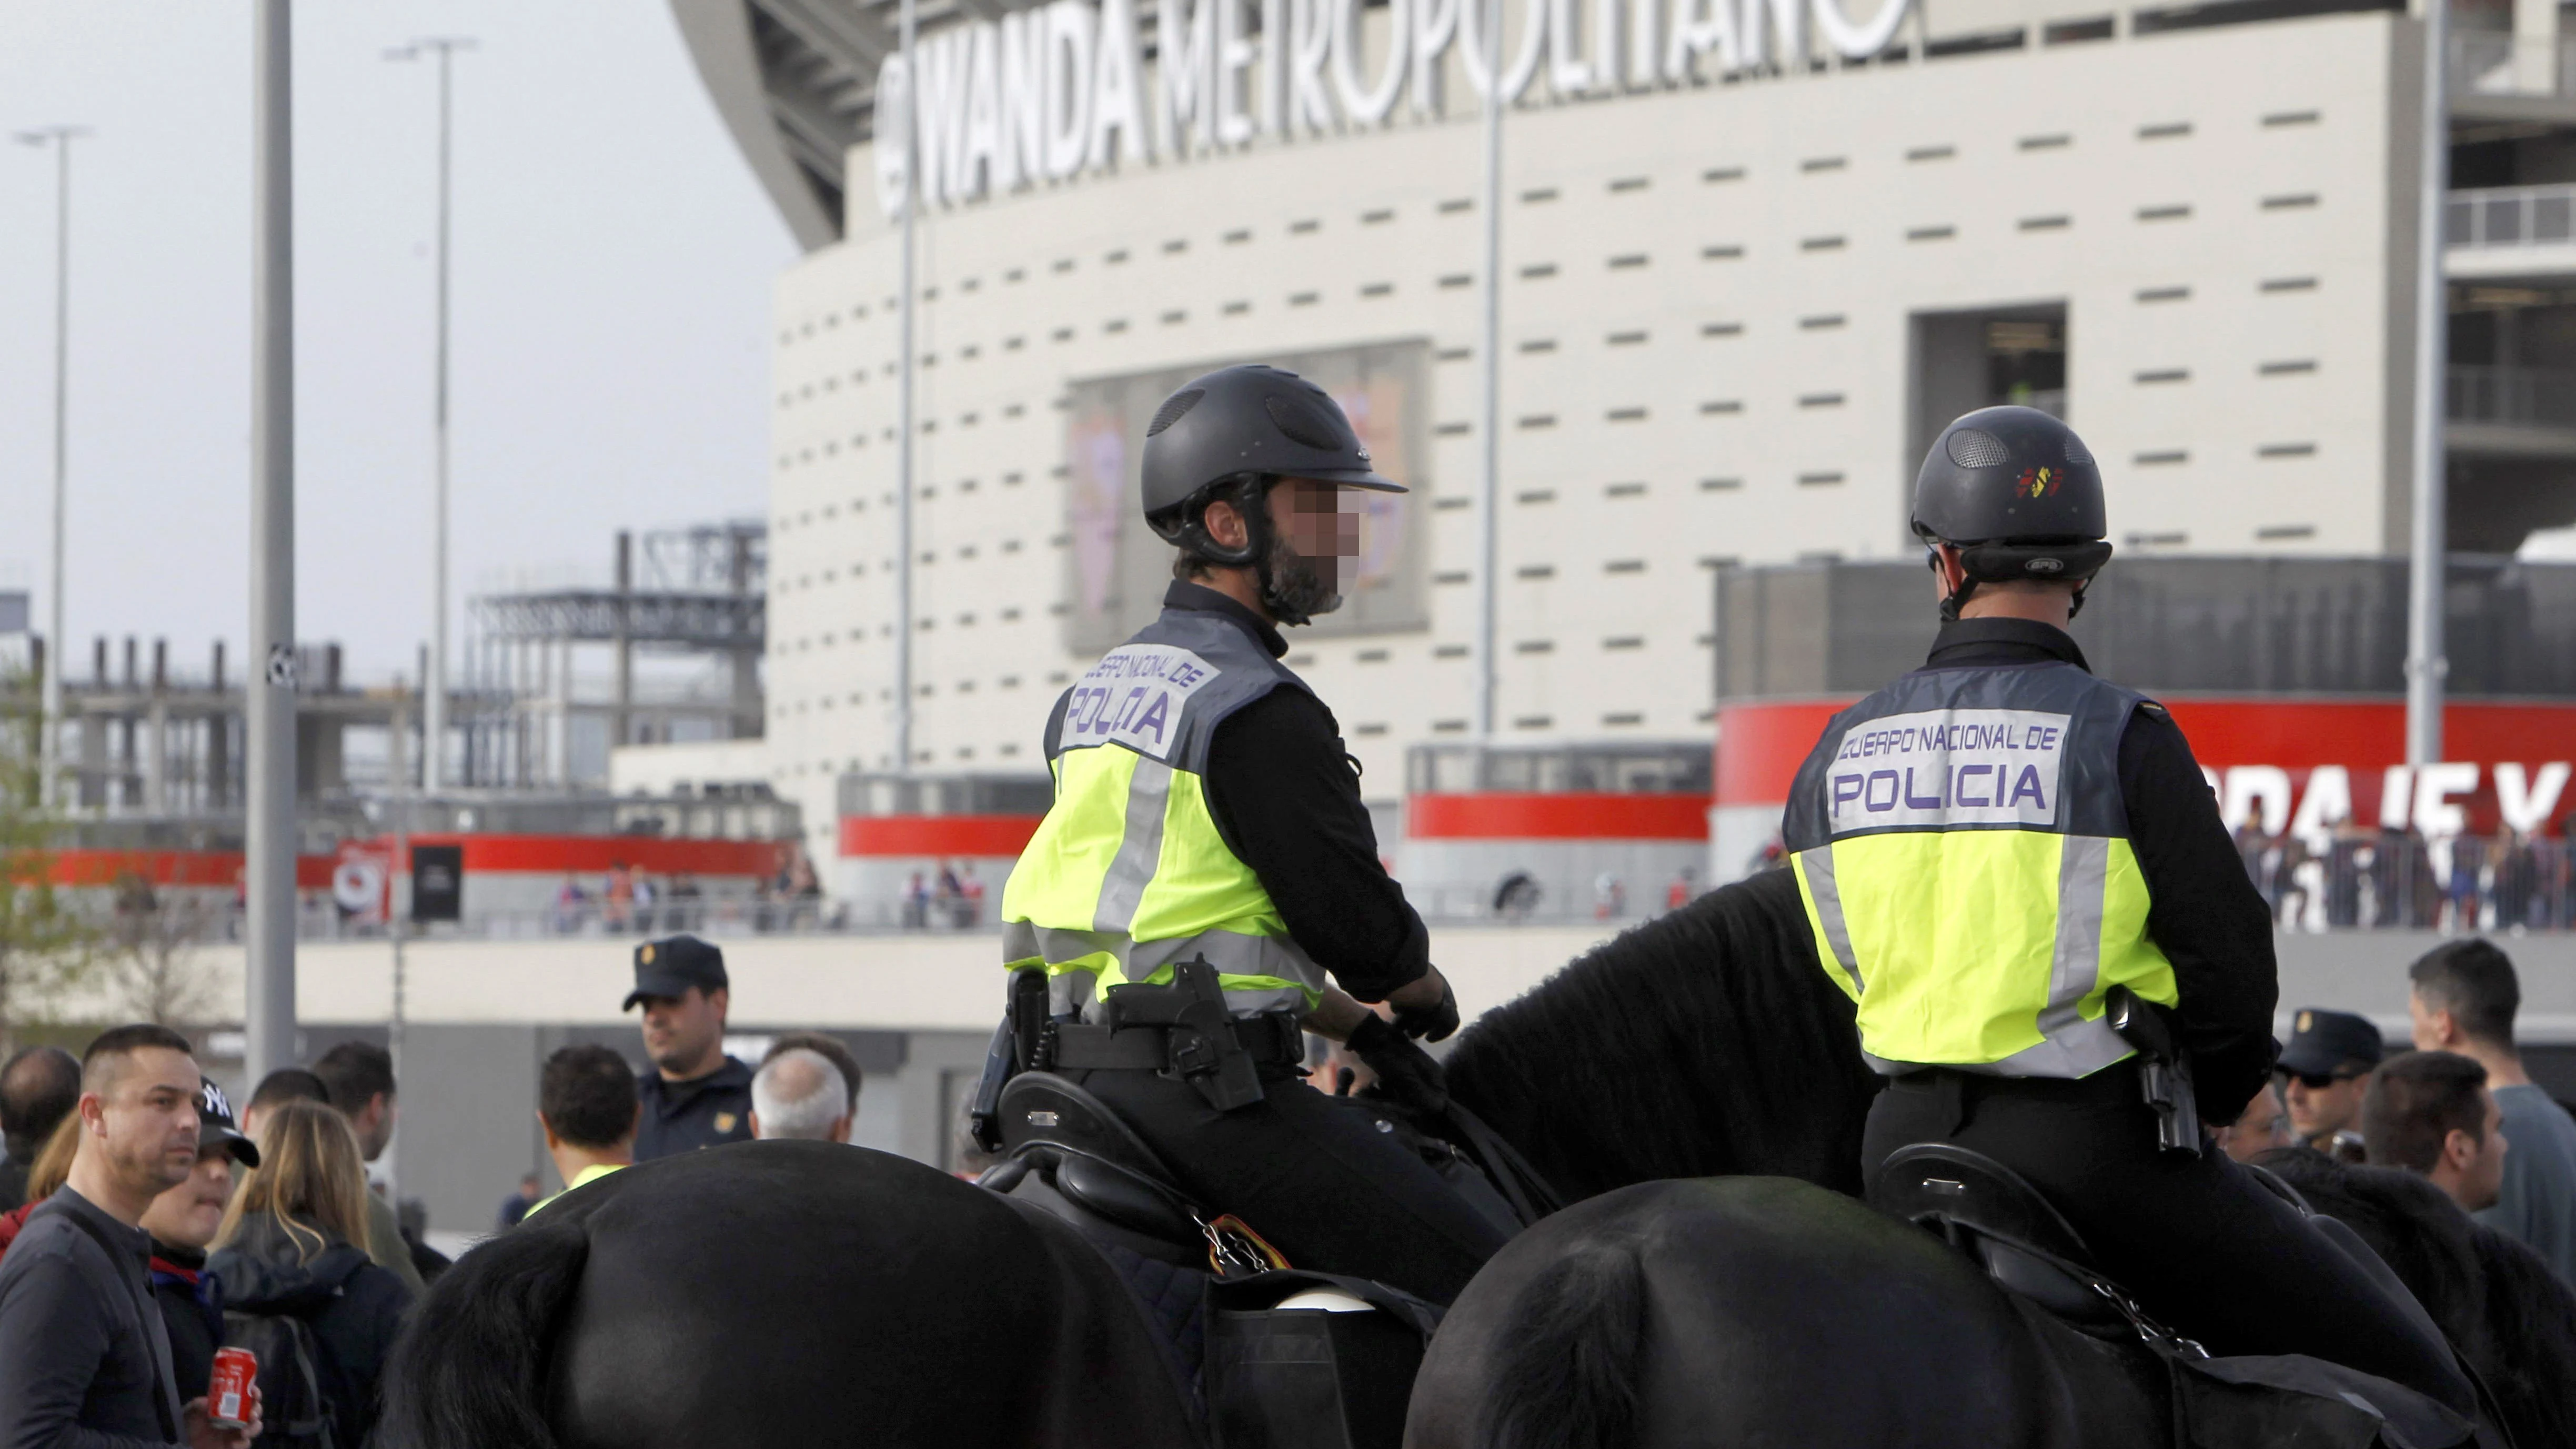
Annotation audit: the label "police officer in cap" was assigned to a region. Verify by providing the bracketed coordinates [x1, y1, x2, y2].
[1000, 364, 1509, 1305]
[1782, 406, 2471, 1408]
[2277, 1007, 2385, 1161]
[625, 935, 754, 1159]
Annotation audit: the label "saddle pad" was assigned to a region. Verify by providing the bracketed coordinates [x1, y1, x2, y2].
[1101, 1241, 1211, 1428]
[2177, 1354, 2475, 1449]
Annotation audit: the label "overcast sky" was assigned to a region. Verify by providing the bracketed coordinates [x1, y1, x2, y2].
[0, 3, 797, 683]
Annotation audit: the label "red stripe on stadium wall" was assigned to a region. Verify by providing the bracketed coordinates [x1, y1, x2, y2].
[838, 815, 1045, 858]
[44, 851, 340, 890]
[1406, 793, 1713, 841]
[402, 834, 788, 876]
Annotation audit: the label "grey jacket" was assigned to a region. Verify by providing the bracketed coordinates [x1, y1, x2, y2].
[0, 1188, 185, 1449]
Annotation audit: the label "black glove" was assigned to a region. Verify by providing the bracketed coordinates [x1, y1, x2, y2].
[1346, 1013, 1448, 1115]
[1391, 975, 1461, 1042]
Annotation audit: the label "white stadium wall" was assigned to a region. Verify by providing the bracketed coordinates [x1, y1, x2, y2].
[759, 6, 2414, 855]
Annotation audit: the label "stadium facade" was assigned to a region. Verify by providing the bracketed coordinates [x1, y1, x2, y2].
[675, 0, 2576, 900]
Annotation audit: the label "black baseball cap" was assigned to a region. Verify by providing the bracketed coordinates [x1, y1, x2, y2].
[623, 935, 728, 1011]
[198, 1076, 259, 1168]
[2276, 1008, 2386, 1080]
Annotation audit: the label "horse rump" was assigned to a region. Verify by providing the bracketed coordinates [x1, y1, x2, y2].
[1467, 1241, 1647, 1449]
[378, 1214, 590, 1449]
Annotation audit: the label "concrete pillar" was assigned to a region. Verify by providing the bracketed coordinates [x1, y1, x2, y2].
[614, 530, 633, 751]
[2515, 0, 2559, 93]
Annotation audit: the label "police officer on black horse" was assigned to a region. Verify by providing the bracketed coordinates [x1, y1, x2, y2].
[1783, 406, 2476, 1411]
[997, 364, 1511, 1305]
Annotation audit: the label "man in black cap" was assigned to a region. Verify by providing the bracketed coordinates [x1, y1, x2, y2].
[624, 935, 754, 1159]
[2277, 1007, 2385, 1161]
[141, 1077, 260, 1401]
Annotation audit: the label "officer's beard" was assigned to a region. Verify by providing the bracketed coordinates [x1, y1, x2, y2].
[1258, 529, 1342, 627]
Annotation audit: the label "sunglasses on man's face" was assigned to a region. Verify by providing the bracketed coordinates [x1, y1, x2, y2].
[2280, 1070, 2366, 1091]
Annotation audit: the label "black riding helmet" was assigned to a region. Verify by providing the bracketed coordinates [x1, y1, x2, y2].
[1140, 364, 1404, 624]
[1912, 405, 2114, 620]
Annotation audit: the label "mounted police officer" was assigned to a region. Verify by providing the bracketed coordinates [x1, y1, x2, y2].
[999, 363, 1510, 1305]
[1784, 407, 2473, 1410]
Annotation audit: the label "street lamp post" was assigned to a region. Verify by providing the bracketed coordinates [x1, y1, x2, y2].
[2406, 0, 2452, 768]
[246, 0, 299, 1083]
[387, 37, 475, 792]
[15, 126, 88, 810]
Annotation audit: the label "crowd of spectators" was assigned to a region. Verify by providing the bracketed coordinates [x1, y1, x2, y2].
[0, 931, 877, 1448]
[2248, 937, 2576, 1288]
[2238, 822, 2576, 934]
[546, 847, 829, 937]
[898, 862, 989, 930]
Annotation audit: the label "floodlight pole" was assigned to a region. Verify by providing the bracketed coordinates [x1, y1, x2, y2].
[16, 127, 86, 810]
[895, 0, 919, 774]
[1474, 0, 1503, 741]
[246, 0, 299, 1083]
[388, 37, 475, 791]
[2406, 0, 2451, 767]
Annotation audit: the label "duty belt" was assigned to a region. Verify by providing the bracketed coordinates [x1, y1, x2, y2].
[1046, 1010, 1306, 1072]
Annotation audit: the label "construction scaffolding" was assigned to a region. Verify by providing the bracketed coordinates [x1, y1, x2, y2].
[463, 521, 766, 789]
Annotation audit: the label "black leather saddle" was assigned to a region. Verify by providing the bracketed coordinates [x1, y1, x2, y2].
[977, 1071, 1211, 1262]
[1868, 1143, 2141, 1333]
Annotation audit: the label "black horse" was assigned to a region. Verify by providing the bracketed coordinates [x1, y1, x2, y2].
[381, 870, 2576, 1446]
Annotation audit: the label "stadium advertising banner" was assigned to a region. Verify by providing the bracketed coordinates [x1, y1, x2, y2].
[1063, 340, 1432, 654]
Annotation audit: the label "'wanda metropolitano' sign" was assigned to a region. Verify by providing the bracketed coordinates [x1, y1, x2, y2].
[870, 0, 1917, 215]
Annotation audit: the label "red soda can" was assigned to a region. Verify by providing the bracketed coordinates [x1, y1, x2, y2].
[208, 1346, 258, 1429]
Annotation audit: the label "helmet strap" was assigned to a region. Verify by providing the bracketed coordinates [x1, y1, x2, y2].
[1929, 547, 1977, 622]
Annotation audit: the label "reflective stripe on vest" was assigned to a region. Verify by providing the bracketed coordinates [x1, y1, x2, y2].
[999, 607, 1327, 1020]
[1780, 660, 2179, 1079]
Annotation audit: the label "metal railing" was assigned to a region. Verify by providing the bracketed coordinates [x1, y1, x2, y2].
[2447, 184, 2576, 252]
[2244, 832, 2576, 933]
[2448, 364, 2576, 428]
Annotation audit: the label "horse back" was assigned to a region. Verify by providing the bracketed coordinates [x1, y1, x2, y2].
[1411, 1177, 2157, 1449]
[540, 1141, 1202, 1449]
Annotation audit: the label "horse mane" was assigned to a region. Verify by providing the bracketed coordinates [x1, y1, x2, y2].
[1442, 867, 1880, 1203]
[2259, 1150, 2576, 1447]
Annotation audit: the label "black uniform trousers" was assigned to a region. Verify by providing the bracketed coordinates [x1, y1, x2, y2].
[1864, 1061, 2475, 1413]
[1071, 1062, 1514, 1306]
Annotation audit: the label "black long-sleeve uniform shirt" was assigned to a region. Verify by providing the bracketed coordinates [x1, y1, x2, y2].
[1146, 582, 1431, 1003]
[1925, 618, 2280, 1115]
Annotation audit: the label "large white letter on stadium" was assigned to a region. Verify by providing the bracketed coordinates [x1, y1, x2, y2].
[2221, 766, 2293, 838]
[1092, 0, 1153, 166]
[1161, 0, 1217, 154]
[1663, 0, 1740, 78]
[999, 11, 1045, 189]
[1738, 0, 1802, 69]
[914, 30, 973, 207]
[960, 21, 1004, 200]
[1261, 0, 1287, 133]
[2413, 763, 2480, 838]
[1586, 0, 1624, 89]
[1811, 0, 1908, 57]
[1627, 0, 1660, 85]
[1044, 1, 1098, 178]
[1547, 0, 1590, 97]
[1291, 0, 1339, 132]
[1332, 0, 1408, 125]
[873, 53, 913, 218]
[1461, 0, 1545, 98]
[1217, 0, 1260, 145]
[2497, 761, 2572, 834]
[2288, 765, 2352, 848]
[1412, 0, 1458, 116]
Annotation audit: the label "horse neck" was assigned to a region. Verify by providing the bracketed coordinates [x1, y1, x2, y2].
[1442, 870, 1881, 1203]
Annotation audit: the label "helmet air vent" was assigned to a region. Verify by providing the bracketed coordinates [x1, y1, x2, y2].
[1264, 393, 1344, 451]
[1945, 428, 2012, 469]
[1146, 389, 1205, 437]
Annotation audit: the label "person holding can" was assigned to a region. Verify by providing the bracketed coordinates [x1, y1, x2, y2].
[140, 1078, 263, 1408]
[0, 1024, 263, 1448]
[209, 1100, 412, 1448]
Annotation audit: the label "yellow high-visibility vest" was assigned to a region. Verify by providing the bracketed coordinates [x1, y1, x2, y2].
[1001, 607, 1325, 1020]
[1782, 661, 2179, 1077]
